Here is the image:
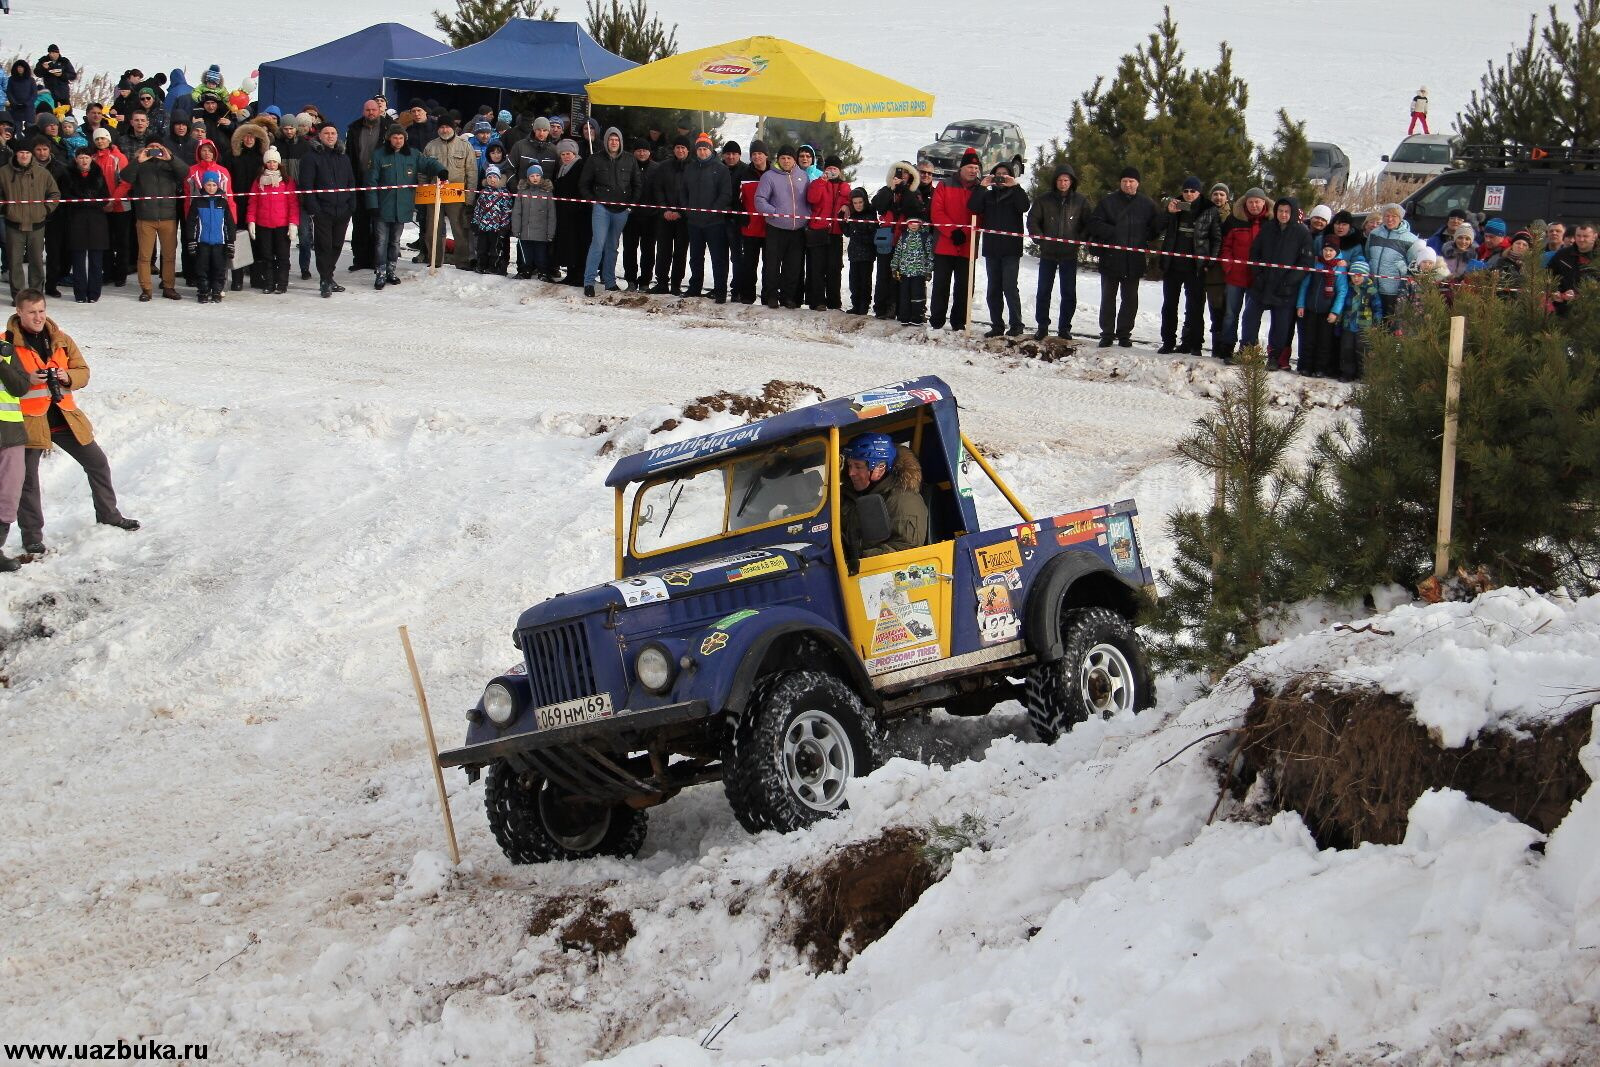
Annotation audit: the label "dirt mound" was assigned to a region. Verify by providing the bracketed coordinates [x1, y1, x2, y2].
[1237, 678, 1593, 848]
[776, 827, 943, 974]
[528, 891, 636, 956]
[666, 379, 826, 431]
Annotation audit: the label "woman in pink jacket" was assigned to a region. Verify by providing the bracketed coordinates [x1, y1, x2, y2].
[246, 146, 300, 294]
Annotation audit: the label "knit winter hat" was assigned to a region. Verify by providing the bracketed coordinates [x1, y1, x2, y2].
[262, 146, 282, 165]
[960, 148, 981, 168]
[92, 127, 111, 143]
[777, 144, 797, 160]
[1447, 207, 1470, 221]
[497, 110, 512, 126]
[722, 141, 740, 155]
[629, 137, 649, 152]
[694, 132, 714, 148]
[201, 169, 222, 186]
[471, 120, 492, 134]
[1210, 182, 1230, 197]
[295, 113, 316, 132]
[1348, 258, 1371, 275]
[202, 65, 223, 87]
[1511, 229, 1533, 246]
[555, 138, 579, 156]
[749, 139, 769, 156]
[1483, 217, 1507, 236]
[532, 117, 551, 132]
[825, 155, 844, 171]
[1332, 209, 1355, 227]
[1242, 187, 1269, 204]
[1378, 202, 1405, 218]
[435, 115, 456, 130]
[1119, 166, 1141, 181]
[1181, 175, 1202, 191]
[485, 164, 501, 178]
[1453, 225, 1475, 242]
[526, 163, 543, 178]
[73, 144, 94, 158]
[1308, 204, 1333, 223]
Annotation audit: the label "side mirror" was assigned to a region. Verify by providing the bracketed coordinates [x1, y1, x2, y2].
[855, 493, 892, 548]
[1381, 155, 1390, 162]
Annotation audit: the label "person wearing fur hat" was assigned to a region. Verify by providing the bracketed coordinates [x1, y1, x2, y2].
[1027, 164, 1089, 339]
[1156, 176, 1216, 354]
[228, 121, 270, 290]
[118, 140, 187, 300]
[552, 138, 590, 286]
[512, 162, 556, 281]
[366, 124, 447, 289]
[298, 123, 357, 297]
[420, 116, 476, 270]
[183, 169, 235, 303]
[578, 127, 638, 294]
[246, 146, 299, 294]
[622, 139, 658, 288]
[1087, 166, 1161, 347]
[870, 161, 925, 319]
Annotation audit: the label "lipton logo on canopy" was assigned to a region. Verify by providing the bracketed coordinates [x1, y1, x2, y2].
[692, 54, 768, 88]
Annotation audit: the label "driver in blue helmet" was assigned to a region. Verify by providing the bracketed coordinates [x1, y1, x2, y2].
[840, 432, 927, 560]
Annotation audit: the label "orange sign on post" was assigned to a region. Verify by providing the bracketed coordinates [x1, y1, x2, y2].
[414, 182, 466, 205]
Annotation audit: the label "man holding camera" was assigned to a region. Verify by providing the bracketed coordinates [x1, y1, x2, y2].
[8, 289, 138, 557]
[121, 141, 188, 300]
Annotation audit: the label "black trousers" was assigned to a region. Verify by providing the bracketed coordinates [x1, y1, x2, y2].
[686, 224, 728, 295]
[929, 254, 970, 329]
[848, 257, 874, 312]
[44, 214, 67, 286]
[1298, 313, 1340, 375]
[873, 254, 896, 316]
[735, 234, 765, 303]
[106, 212, 134, 283]
[985, 254, 1022, 330]
[653, 217, 688, 289]
[312, 212, 350, 283]
[764, 227, 805, 306]
[19, 435, 122, 543]
[255, 226, 291, 290]
[623, 212, 655, 284]
[194, 243, 227, 294]
[898, 275, 927, 324]
[1160, 269, 1206, 349]
[1098, 273, 1139, 341]
[350, 199, 375, 269]
[804, 231, 842, 308]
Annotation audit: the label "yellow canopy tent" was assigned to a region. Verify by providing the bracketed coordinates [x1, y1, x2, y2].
[584, 36, 933, 123]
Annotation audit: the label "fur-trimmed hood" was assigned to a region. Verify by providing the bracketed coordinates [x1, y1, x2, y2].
[889, 445, 922, 493]
[253, 112, 279, 139]
[231, 122, 269, 156]
[887, 160, 919, 191]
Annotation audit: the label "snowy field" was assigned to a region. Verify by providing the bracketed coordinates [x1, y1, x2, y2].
[2, 1, 1597, 1064]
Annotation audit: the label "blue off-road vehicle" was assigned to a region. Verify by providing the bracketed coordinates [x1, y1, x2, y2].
[439, 378, 1157, 863]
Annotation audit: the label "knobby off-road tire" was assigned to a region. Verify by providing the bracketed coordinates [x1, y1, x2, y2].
[484, 760, 648, 864]
[724, 670, 884, 834]
[1024, 606, 1155, 744]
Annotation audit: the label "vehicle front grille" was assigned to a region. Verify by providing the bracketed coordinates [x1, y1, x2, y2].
[521, 620, 599, 708]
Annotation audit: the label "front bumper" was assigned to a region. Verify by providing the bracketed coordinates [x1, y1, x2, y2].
[437, 700, 713, 769]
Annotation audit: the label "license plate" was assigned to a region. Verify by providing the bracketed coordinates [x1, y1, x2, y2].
[535, 693, 614, 730]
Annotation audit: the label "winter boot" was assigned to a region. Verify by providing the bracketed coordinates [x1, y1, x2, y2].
[1033, 325, 1048, 341]
[320, 282, 332, 298]
[0, 523, 18, 572]
[374, 273, 386, 291]
[386, 268, 401, 286]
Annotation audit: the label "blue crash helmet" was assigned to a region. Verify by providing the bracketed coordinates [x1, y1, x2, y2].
[843, 432, 896, 470]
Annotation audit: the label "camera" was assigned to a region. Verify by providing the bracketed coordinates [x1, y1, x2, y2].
[45, 367, 63, 403]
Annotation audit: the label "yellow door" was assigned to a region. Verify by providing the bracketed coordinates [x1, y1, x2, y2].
[845, 543, 955, 677]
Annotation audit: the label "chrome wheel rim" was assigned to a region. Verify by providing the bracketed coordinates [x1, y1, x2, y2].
[781, 708, 855, 812]
[1079, 642, 1135, 717]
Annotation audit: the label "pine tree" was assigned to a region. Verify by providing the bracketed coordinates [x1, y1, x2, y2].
[584, 0, 676, 62]
[758, 119, 863, 181]
[1291, 280, 1600, 595]
[1459, 0, 1600, 149]
[434, 0, 559, 48]
[1256, 109, 1315, 207]
[1144, 348, 1308, 678]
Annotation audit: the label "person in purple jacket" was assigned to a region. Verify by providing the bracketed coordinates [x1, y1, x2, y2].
[754, 144, 810, 308]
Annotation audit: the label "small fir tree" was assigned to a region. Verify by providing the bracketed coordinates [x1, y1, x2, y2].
[1459, 0, 1600, 149]
[1144, 348, 1307, 678]
[1256, 109, 1315, 207]
[585, 0, 676, 62]
[759, 119, 862, 181]
[434, 0, 558, 48]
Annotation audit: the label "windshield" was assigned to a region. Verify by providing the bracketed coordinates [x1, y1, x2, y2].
[1392, 142, 1453, 165]
[631, 439, 828, 556]
[939, 126, 987, 145]
[1311, 149, 1332, 167]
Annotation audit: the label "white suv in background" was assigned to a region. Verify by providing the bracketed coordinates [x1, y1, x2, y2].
[1379, 134, 1461, 188]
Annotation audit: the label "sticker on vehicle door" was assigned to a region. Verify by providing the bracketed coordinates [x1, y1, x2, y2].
[1484, 184, 1505, 211]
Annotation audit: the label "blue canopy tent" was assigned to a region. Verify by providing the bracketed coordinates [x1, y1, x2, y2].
[259, 23, 448, 128]
[382, 19, 635, 117]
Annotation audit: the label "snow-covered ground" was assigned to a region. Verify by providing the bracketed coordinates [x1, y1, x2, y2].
[18, 1, 1542, 177]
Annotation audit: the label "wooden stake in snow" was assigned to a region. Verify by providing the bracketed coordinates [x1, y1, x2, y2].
[429, 180, 444, 276]
[399, 624, 460, 866]
[963, 213, 978, 332]
[1434, 315, 1466, 579]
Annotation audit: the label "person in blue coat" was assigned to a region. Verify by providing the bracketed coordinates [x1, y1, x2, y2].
[1296, 240, 1349, 376]
[1364, 203, 1424, 316]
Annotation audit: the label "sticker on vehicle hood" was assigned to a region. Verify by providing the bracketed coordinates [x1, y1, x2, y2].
[609, 576, 670, 607]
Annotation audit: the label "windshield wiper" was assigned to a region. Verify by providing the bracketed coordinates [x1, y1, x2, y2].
[660, 481, 685, 535]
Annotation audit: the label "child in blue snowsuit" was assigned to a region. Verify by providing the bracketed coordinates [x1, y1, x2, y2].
[183, 170, 236, 302]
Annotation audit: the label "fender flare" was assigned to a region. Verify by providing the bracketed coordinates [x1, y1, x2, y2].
[678, 605, 877, 717]
[1024, 550, 1142, 661]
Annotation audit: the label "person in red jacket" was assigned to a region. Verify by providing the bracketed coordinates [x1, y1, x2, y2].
[804, 156, 851, 310]
[1215, 186, 1270, 362]
[89, 129, 132, 287]
[246, 146, 300, 294]
[734, 140, 770, 304]
[929, 148, 982, 330]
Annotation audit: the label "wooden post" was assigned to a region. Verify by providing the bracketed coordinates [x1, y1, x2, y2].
[1434, 315, 1466, 578]
[429, 180, 443, 276]
[398, 625, 460, 866]
[963, 213, 978, 332]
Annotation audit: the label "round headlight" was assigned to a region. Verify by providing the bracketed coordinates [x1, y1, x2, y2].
[483, 683, 516, 726]
[636, 645, 673, 693]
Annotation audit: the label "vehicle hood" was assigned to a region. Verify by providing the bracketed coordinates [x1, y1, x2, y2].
[515, 544, 813, 630]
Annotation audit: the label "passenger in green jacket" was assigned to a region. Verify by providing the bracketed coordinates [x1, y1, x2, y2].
[841, 432, 928, 564]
